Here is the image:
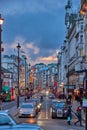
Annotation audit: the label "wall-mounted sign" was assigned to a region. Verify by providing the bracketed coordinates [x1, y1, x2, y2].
[83, 98, 87, 107]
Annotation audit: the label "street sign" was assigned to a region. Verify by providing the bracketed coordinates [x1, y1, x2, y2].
[83, 98, 87, 107]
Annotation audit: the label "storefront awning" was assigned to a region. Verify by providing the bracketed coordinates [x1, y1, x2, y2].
[2, 86, 10, 93]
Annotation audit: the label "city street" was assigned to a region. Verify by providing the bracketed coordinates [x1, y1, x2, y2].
[6, 96, 85, 130]
[0, 0, 87, 130]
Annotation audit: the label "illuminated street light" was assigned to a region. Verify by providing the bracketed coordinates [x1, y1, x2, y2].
[0, 14, 4, 110]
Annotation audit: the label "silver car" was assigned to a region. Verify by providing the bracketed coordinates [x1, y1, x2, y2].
[19, 102, 36, 117]
[0, 110, 42, 130]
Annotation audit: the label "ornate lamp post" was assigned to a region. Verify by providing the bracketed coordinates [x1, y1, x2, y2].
[0, 14, 4, 110]
[16, 43, 21, 108]
[28, 63, 31, 85]
[67, 65, 69, 97]
[24, 56, 27, 90]
[28, 63, 31, 91]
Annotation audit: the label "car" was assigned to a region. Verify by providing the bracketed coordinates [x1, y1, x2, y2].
[51, 100, 68, 119]
[19, 102, 36, 117]
[28, 100, 39, 114]
[0, 110, 42, 130]
[30, 98, 42, 112]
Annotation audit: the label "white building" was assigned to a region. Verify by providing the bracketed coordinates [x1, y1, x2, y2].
[57, 0, 86, 96]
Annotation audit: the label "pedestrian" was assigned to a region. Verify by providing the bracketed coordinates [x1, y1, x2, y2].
[74, 106, 83, 126]
[80, 98, 82, 106]
[67, 106, 72, 125]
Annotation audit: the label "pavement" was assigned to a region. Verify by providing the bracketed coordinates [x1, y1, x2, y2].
[1, 96, 24, 116]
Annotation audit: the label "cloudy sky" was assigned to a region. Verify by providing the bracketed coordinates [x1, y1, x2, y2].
[0, 0, 80, 65]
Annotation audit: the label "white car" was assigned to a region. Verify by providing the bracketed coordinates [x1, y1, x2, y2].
[19, 103, 36, 117]
[0, 110, 42, 130]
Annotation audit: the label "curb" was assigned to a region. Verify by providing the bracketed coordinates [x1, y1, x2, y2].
[9, 107, 19, 117]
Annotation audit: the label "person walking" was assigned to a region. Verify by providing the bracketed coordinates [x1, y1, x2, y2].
[74, 106, 83, 126]
[67, 106, 72, 125]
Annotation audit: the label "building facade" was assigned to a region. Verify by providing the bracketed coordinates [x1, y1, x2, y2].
[57, 0, 86, 97]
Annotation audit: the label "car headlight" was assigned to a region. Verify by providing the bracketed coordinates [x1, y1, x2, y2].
[64, 110, 67, 113]
[19, 110, 23, 113]
[39, 103, 42, 106]
[37, 105, 40, 108]
[52, 109, 56, 112]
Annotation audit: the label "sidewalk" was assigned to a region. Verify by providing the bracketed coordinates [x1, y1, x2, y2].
[8, 106, 19, 117]
[2, 96, 25, 116]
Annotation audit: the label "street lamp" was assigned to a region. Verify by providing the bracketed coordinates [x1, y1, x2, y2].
[28, 63, 31, 84]
[24, 56, 27, 90]
[67, 65, 69, 97]
[0, 14, 4, 110]
[16, 43, 21, 108]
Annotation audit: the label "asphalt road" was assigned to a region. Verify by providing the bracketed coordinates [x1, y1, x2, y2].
[14, 96, 85, 130]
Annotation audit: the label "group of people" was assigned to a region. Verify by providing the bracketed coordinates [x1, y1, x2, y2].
[67, 105, 83, 126]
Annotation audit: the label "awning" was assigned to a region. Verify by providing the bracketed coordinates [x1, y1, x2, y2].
[64, 85, 75, 89]
[2, 86, 10, 93]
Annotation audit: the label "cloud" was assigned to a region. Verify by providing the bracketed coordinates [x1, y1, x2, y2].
[3, 36, 40, 59]
[1, 0, 81, 65]
[26, 42, 40, 54]
[0, 0, 66, 15]
[31, 52, 57, 65]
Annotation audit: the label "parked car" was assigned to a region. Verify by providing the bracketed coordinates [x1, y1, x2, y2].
[19, 102, 36, 117]
[0, 110, 42, 130]
[51, 100, 68, 119]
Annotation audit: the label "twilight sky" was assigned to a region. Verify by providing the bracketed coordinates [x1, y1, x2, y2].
[0, 0, 80, 65]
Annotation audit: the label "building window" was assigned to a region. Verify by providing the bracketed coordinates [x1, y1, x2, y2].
[80, 49, 83, 56]
[80, 35, 83, 43]
[80, 24, 83, 31]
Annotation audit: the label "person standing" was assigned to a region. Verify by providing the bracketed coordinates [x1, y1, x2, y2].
[74, 106, 83, 126]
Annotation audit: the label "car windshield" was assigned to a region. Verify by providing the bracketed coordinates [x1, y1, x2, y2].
[32, 99, 40, 103]
[53, 102, 65, 108]
[21, 104, 34, 108]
